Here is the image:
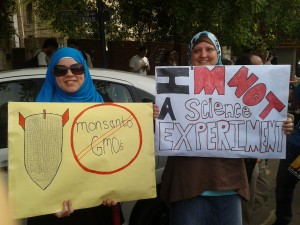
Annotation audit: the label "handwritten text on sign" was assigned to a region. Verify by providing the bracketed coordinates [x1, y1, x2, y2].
[8, 102, 156, 219]
[155, 65, 290, 158]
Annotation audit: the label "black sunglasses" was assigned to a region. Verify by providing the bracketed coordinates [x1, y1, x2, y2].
[53, 63, 85, 77]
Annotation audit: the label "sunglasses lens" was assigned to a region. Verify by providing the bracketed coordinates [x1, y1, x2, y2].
[53, 63, 84, 77]
[53, 65, 68, 77]
[70, 64, 84, 75]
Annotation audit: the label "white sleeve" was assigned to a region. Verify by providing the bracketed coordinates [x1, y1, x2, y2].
[129, 56, 135, 67]
[37, 52, 47, 66]
[85, 53, 93, 68]
[145, 57, 150, 68]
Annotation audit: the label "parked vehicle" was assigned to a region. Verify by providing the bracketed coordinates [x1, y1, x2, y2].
[0, 68, 168, 225]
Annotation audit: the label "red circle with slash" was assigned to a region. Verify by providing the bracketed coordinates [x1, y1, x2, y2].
[70, 103, 142, 175]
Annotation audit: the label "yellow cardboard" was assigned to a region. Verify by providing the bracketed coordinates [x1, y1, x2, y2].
[8, 102, 156, 218]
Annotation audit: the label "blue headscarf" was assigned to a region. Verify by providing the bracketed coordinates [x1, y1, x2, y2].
[36, 47, 103, 102]
[187, 31, 222, 66]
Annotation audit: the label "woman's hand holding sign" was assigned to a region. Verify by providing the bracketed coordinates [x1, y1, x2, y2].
[54, 200, 73, 218]
[283, 114, 294, 135]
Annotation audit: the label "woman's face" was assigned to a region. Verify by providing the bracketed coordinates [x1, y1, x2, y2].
[191, 40, 218, 66]
[55, 58, 85, 93]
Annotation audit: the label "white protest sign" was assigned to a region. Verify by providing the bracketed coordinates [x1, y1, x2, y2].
[155, 65, 290, 159]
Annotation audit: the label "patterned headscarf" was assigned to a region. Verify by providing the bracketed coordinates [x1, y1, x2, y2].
[36, 47, 103, 103]
[187, 31, 222, 65]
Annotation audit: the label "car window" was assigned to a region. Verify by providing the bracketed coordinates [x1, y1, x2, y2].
[93, 80, 133, 102]
[136, 88, 155, 103]
[0, 80, 38, 149]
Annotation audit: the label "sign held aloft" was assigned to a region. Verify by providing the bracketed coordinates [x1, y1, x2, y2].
[155, 65, 290, 159]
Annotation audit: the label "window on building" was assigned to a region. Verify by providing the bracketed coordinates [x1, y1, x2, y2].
[26, 3, 33, 24]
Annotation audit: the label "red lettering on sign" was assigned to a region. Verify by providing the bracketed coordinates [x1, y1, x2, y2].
[228, 66, 259, 98]
[242, 83, 266, 106]
[194, 66, 225, 95]
[259, 92, 285, 119]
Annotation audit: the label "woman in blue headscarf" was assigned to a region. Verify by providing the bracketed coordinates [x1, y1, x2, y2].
[28, 47, 122, 225]
[36, 47, 103, 102]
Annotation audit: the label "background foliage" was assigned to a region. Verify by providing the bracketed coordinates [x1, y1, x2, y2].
[2, 0, 300, 54]
[0, 0, 16, 40]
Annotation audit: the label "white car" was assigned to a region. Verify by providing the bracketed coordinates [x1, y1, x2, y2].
[0, 68, 168, 225]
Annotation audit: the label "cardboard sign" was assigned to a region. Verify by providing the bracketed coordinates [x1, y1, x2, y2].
[155, 65, 290, 158]
[8, 102, 156, 218]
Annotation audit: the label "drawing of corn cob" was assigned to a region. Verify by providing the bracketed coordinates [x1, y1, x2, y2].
[19, 109, 69, 190]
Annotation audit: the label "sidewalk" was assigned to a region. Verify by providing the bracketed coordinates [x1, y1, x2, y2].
[259, 159, 300, 225]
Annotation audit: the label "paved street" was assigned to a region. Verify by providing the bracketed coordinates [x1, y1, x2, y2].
[259, 159, 300, 225]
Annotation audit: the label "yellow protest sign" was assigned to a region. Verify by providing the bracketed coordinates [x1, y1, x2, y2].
[8, 102, 156, 219]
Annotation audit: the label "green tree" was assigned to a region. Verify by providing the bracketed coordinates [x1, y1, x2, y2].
[31, 0, 300, 53]
[114, 0, 300, 53]
[30, 0, 99, 39]
[0, 0, 16, 40]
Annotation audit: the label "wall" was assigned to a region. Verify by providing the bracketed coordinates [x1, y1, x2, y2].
[9, 39, 188, 75]
[273, 47, 296, 77]
[107, 41, 188, 75]
[11, 48, 25, 69]
[0, 40, 13, 71]
[6, 39, 300, 78]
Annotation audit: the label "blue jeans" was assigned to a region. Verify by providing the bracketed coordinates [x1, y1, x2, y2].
[274, 142, 300, 225]
[169, 194, 242, 225]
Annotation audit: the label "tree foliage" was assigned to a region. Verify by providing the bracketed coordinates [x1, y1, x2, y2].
[30, 0, 99, 39]
[113, 0, 300, 53]
[30, 0, 300, 53]
[0, 0, 16, 40]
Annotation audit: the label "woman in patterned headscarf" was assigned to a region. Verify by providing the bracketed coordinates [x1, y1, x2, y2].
[160, 31, 294, 225]
[160, 31, 249, 225]
[187, 31, 222, 66]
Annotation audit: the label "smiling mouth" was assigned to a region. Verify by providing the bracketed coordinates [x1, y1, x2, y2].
[65, 80, 76, 85]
